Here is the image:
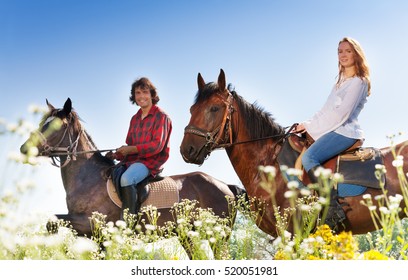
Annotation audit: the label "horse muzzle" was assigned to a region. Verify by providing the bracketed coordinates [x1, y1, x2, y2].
[179, 144, 207, 165]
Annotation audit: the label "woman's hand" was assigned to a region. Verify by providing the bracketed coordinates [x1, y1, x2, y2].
[292, 123, 306, 134]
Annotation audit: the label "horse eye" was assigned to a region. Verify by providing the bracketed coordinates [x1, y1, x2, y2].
[210, 106, 219, 113]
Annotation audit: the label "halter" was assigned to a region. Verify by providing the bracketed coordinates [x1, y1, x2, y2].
[183, 89, 296, 162]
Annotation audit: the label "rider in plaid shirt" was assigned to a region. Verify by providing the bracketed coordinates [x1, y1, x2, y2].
[110, 77, 172, 218]
[125, 104, 172, 176]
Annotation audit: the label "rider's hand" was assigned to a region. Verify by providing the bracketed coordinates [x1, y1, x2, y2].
[106, 151, 124, 160]
[116, 145, 137, 157]
[292, 123, 306, 134]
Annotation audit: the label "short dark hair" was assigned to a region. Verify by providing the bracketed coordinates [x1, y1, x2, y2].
[129, 77, 160, 105]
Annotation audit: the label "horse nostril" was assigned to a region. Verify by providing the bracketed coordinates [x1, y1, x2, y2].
[188, 146, 196, 157]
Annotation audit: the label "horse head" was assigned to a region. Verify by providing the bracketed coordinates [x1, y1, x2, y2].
[20, 98, 85, 165]
[181, 69, 234, 164]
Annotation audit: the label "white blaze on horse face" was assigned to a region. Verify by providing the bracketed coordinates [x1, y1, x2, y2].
[43, 116, 56, 127]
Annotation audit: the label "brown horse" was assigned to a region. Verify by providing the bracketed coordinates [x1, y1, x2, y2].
[180, 69, 408, 237]
[20, 98, 245, 239]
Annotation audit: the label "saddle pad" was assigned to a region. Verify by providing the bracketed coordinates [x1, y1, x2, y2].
[107, 177, 180, 209]
[338, 183, 367, 197]
[337, 148, 384, 189]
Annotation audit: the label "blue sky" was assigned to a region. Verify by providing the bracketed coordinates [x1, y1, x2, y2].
[1, 0, 408, 214]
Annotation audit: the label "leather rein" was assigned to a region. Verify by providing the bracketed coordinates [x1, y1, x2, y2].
[183, 89, 294, 161]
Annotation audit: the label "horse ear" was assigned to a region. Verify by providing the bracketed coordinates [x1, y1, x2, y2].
[217, 69, 226, 90]
[63, 98, 72, 115]
[46, 99, 55, 111]
[197, 73, 206, 91]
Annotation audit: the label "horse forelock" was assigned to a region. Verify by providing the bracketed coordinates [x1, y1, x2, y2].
[194, 82, 220, 104]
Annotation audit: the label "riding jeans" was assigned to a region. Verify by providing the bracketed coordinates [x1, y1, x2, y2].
[302, 131, 357, 172]
[120, 162, 149, 187]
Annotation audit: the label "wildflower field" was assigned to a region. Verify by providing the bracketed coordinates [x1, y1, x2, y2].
[1, 108, 408, 260]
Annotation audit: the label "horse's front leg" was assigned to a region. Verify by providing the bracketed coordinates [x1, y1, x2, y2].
[47, 213, 92, 237]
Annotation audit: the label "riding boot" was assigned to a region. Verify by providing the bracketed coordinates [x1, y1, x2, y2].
[324, 188, 346, 232]
[120, 184, 138, 219]
[307, 166, 346, 232]
[307, 166, 320, 184]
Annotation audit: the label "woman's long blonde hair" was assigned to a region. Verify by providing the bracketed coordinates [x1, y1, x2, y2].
[337, 37, 371, 96]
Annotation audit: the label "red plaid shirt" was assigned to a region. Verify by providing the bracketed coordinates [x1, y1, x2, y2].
[125, 105, 172, 176]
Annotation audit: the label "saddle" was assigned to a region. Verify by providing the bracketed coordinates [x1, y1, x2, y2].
[110, 164, 164, 207]
[277, 134, 385, 191]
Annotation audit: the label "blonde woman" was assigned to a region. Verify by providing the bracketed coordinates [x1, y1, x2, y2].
[293, 37, 371, 230]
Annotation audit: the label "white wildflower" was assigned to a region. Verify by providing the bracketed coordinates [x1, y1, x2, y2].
[388, 204, 400, 211]
[392, 156, 404, 167]
[315, 236, 324, 244]
[194, 220, 203, 227]
[318, 197, 328, 205]
[389, 194, 403, 204]
[145, 224, 156, 231]
[115, 220, 127, 228]
[375, 164, 386, 171]
[114, 235, 124, 244]
[368, 206, 377, 211]
[333, 173, 343, 182]
[284, 190, 296, 199]
[313, 203, 322, 211]
[379, 206, 390, 215]
[71, 237, 98, 255]
[287, 181, 299, 190]
[262, 165, 276, 176]
[374, 194, 385, 201]
[300, 188, 311, 196]
[286, 168, 303, 177]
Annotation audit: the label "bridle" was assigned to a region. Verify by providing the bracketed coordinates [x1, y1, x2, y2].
[183, 89, 293, 162]
[34, 119, 114, 168]
[184, 90, 235, 158]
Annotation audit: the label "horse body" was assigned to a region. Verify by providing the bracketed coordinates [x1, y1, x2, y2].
[20, 98, 241, 237]
[180, 69, 408, 236]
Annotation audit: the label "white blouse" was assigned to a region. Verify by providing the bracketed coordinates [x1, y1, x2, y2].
[302, 76, 368, 141]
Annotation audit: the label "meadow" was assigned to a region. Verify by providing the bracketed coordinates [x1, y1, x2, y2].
[1, 107, 408, 260]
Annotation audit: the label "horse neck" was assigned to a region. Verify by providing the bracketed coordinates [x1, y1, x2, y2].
[59, 128, 107, 192]
[226, 99, 285, 197]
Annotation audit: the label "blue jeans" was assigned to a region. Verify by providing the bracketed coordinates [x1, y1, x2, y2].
[302, 131, 357, 172]
[120, 162, 149, 187]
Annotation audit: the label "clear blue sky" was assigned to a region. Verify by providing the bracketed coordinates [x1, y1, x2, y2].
[1, 0, 408, 214]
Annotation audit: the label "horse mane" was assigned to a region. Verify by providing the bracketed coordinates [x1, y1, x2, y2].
[233, 91, 285, 140]
[195, 82, 285, 140]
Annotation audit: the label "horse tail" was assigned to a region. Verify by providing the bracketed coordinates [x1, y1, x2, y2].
[227, 184, 249, 202]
